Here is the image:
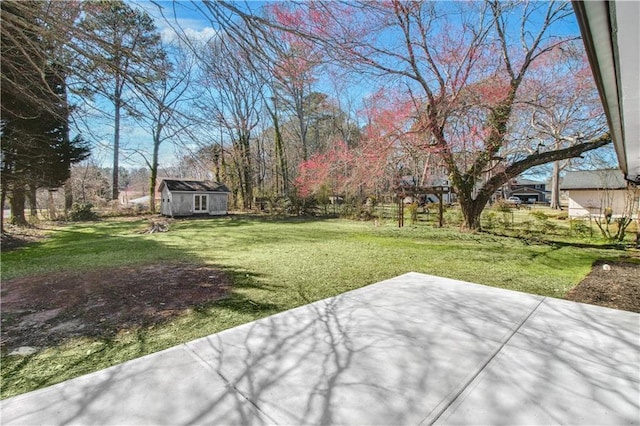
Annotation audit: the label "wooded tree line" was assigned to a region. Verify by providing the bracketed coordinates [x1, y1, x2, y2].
[1, 0, 610, 231]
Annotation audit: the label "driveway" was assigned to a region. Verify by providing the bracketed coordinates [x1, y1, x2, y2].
[2, 272, 639, 425]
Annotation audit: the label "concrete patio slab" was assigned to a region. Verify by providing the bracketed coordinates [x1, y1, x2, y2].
[434, 342, 639, 425]
[188, 302, 500, 425]
[508, 297, 640, 375]
[2, 272, 639, 425]
[435, 298, 640, 425]
[1, 345, 270, 425]
[186, 274, 544, 425]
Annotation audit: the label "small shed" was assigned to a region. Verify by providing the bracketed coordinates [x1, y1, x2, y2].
[159, 179, 230, 217]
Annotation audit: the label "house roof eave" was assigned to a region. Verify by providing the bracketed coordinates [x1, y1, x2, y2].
[573, 1, 640, 184]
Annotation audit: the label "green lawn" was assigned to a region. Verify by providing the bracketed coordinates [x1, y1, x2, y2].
[0, 215, 630, 398]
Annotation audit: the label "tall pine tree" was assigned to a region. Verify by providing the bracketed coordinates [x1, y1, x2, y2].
[1, 0, 89, 228]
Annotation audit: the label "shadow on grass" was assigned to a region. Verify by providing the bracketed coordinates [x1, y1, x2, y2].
[0, 265, 284, 400]
[171, 213, 342, 227]
[481, 229, 630, 251]
[0, 221, 288, 399]
[166, 214, 351, 250]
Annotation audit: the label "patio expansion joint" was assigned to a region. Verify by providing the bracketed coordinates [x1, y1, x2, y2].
[182, 342, 282, 426]
[425, 296, 547, 425]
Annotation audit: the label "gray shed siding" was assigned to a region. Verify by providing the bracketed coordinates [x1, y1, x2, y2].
[161, 186, 172, 216]
[208, 193, 227, 214]
[172, 192, 193, 216]
[161, 190, 228, 217]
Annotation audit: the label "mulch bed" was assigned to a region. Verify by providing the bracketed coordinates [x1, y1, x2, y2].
[564, 260, 640, 313]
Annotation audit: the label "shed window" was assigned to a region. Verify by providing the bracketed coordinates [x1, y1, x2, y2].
[194, 194, 208, 212]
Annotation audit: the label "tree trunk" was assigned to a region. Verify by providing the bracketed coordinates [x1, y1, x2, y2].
[10, 185, 28, 226]
[112, 96, 121, 202]
[459, 195, 489, 231]
[464, 134, 612, 229]
[294, 92, 309, 162]
[232, 188, 240, 210]
[242, 164, 252, 210]
[28, 185, 38, 219]
[48, 190, 58, 220]
[240, 135, 253, 210]
[299, 117, 308, 162]
[64, 179, 73, 212]
[214, 140, 222, 183]
[549, 161, 561, 209]
[149, 141, 159, 214]
[1, 186, 6, 234]
[231, 147, 245, 209]
[274, 117, 288, 196]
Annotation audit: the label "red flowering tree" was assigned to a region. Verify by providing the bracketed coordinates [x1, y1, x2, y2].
[207, 1, 610, 230]
[353, 90, 425, 193]
[295, 140, 353, 200]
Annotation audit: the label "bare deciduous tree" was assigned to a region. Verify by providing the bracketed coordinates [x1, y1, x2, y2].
[196, 33, 263, 209]
[200, 0, 610, 230]
[132, 41, 196, 213]
[75, 0, 164, 201]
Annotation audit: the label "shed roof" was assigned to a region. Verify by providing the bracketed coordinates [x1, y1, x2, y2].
[160, 179, 230, 193]
[560, 169, 627, 190]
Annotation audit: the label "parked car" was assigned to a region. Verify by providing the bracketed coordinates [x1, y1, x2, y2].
[505, 196, 522, 205]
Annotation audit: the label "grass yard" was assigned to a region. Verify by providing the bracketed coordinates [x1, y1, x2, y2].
[0, 215, 632, 398]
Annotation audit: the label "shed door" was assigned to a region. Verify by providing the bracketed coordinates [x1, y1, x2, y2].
[194, 194, 208, 213]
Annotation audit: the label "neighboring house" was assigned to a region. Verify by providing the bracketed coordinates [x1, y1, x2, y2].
[560, 169, 639, 218]
[159, 179, 230, 217]
[507, 178, 548, 203]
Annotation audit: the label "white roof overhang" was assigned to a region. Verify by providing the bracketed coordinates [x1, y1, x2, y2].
[573, 1, 640, 184]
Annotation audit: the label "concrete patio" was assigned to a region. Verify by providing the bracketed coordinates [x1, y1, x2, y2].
[2, 272, 639, 425]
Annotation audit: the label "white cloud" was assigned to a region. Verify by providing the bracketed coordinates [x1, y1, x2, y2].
[160, 25, 217, 44]
[130, 1, 216, 44]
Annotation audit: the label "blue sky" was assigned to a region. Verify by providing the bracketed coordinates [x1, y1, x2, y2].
[87, 1, 605, 175]
[82, 1, 218, 170]
[134, 1, 217, 42]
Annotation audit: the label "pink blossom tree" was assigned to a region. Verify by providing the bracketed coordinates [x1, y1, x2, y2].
[295, 140, 353, 200]
[200, 1, 610, 229]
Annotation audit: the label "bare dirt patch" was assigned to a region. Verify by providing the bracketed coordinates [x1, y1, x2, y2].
[1, 264, 232, 353]
[565, 260, 640, 313]
[2, 224, 638, 356]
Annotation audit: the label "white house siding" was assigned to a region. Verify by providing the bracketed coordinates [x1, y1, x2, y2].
[568, 189, 640, 219]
